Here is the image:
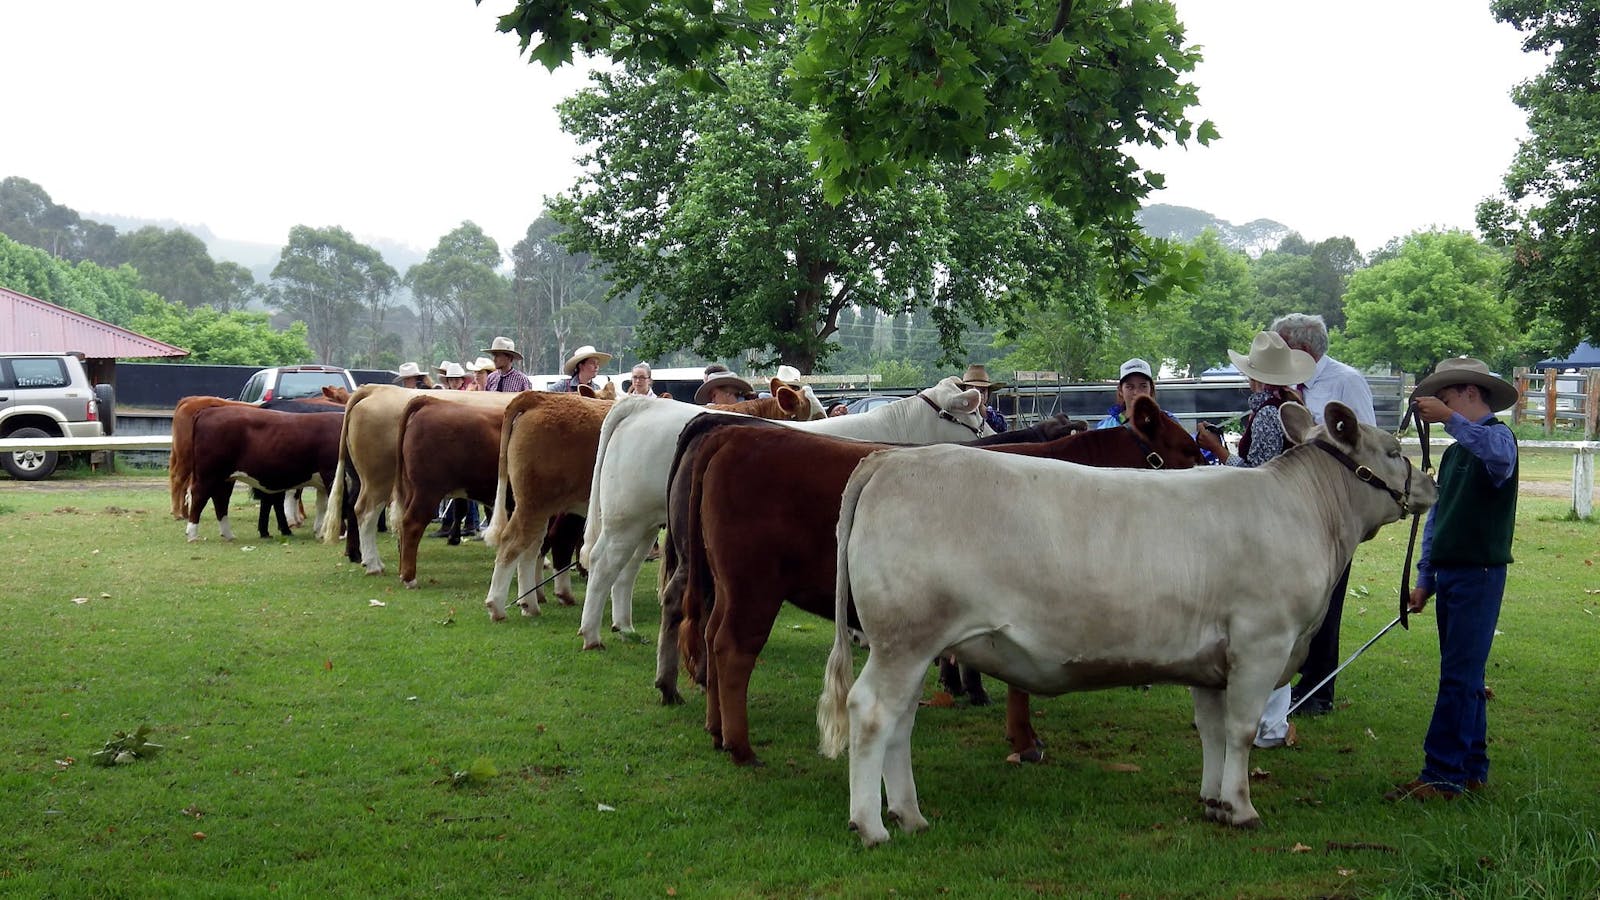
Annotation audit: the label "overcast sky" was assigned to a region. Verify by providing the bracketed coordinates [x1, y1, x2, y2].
[1, 1, 1549, 261]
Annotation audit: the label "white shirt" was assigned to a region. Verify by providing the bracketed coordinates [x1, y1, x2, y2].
[1302, 354, 1376, 425]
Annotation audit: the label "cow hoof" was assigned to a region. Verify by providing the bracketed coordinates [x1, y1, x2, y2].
[581, 640, 606, 651]
[487, 607, 507, 623]
[516, 601, 540, 618]
[887, 809, 929, 833]
[1019, 747, 1044, 764]
[967, 691, 991, 707]
[186, 535, 199, 543]
[733, 755, 765, 768]
[556, 593, 576, 607]
[1231, 815, 1262, 829]
[402, 579, 419, 590]
[364, 565, 384, 576]
[849, 821, 890, 848]
[659, 688, 684, 706]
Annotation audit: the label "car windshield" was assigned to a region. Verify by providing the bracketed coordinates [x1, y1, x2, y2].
[275, 372, 347, 400]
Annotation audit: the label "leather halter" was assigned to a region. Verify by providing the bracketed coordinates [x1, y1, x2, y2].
[1120, 420, 1168, 469]
[1310, 437, 1416, 517]
[915, 391, 985, 438]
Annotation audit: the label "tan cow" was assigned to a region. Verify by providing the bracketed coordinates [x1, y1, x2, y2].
[320, 385, 513, 573]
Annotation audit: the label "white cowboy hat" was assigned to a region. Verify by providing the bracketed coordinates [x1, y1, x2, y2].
[442, 362, 467, 379]
[479, 336, 523, 361]
[435, 360, 454, 374]
[393, 362, 424, 382]
[1412, 357, 1518, 411]
[469, 356, 495, 372]
[1227, 332, 1316, 388]
[562, 344, 613, 375]
[694, 371, 754, 404]
[775, 365, 805, 386]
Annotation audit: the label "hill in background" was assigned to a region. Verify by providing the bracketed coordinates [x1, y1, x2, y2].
[1136, 204, 1291, 258]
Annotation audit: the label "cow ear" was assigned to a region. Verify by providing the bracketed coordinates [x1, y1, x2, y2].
[769, 377, 784, 395]
[578, 384, 596, 398]
[1280, 402, 1313, 445]
[776, 385, 802, 417]
[951, 387, 983, 415]
[660, 391, 672, 401]
[1324, 401, 1360, 450]
[1129, 394, 1161, 436]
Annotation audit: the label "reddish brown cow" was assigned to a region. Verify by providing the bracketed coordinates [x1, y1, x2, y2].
[665, 395, 1202, 766]
[393, 395, 504, 587]
[170, 394, 344, 525]
[183, 405, 345, 543]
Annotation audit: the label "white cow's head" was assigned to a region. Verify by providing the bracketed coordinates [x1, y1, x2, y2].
[922, 376, 994, 439]
[1283, 400, 1437, 539]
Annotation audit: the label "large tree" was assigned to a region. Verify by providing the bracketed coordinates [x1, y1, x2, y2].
[1158, 229, 1254, 377]
[406, 222, 508, 365]
[0, 176, 119, 264]
[1476, 0, 1600, 351]
[1338, 230, 1510, 378]
[490, 0, 1214, 299]
[552, 39, 1105, 372]
[270, 225, 398, 365]
[1248, 233, 1361, 330]
[116, 226, 217, 309]
[510, 216, 617, 374]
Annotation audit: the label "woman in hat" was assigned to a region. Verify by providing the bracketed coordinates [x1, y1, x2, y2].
[1196, 331, 1316, 750]
[393, 362, 434, 390]
[550, 344, 613, 393]
[694, 371, 755, 405]
[959, 364, 1008, 434]
[440, 361, 469, 390]
[480, 337, 532, 393]
[1196, 332, 1315, 470]
[465, 357, 493, 391]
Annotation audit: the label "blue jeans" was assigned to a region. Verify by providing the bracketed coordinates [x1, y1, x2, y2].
[1419, 566, 1506, 790]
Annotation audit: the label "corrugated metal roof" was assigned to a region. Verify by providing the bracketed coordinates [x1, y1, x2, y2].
[0, 285, 189, 359]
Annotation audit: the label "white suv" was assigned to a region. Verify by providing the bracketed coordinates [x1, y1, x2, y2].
[237, 364, 355, 404]
[0, 352, 115, 480]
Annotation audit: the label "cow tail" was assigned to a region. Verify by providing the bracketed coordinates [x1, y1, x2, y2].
[176, 400, 205, 522]
[818, 453, 877, 759]
[169, 399, 192, 519]
[321, 389, 361, 544]
[483, 396, 524, 548]
[393, 395, 425, 527]
[582, 395, 638, 567]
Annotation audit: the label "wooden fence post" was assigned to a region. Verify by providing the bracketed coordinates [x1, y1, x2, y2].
[1545, 368, 1558, 435]
[1513, 367, 1529, 426]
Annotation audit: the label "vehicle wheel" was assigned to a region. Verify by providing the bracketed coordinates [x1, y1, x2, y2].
[3, 427, 60, 480]
[95, 384, 117, 435]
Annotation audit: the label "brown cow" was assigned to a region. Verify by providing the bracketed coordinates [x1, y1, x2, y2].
[393, 394, 506, 588]
[321, 385, 514, 573]
[183, 405, 345, 542]
[665, 395, 1203, 766]
[169, 394, 343, 524]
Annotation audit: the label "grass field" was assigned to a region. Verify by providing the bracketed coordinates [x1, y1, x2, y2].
[1, 454, 1597, 898]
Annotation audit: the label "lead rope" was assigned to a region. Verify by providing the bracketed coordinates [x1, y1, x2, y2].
[1396, 403, 1432, 630]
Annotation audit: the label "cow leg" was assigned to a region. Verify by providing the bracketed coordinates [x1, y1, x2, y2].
[846, 652, 926, 846]
[310, 486, 329, 537]
[484, 542, 524, 622]
[703, 600, 727, 746]
[611, 534, 653, 634]
[881, 678, 930, 835]
[938, 657, 962, 696]
[708, 592, 787, 766]
[1213, 662, 1281, 828]
[1005, 687, 1044, 763]
[184, 478, 210, 542]
[214, 482, 236, 542]
[516, 543, 546, 618]
[1191, 686, 1226, 819]
[274, 492, 292, 536]
[960, 666, 990, 706]
[288, 488, 308, 528]
[256, 491, 273, 539]
[591, 522, 654, 647]
[398, 487, 441, 588]
[356, 502, 385, 575]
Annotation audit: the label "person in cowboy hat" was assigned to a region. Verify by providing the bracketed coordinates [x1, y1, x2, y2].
[440, 361, 469, 390]
[694, 371, 755, 405]
[393, 362, 433, 390]
[758, 364, 807, 398]
[1271, 313, 1376, 717]
[1385, 357, 1519, 803]
[550, 344, 614, 393]
[1094, 358, 1158, 431]
[480, 337, 532, 393]
[958, 364, 1009, 433]
[1195, 331, 1317, 750]
[465, 357, 494, 391]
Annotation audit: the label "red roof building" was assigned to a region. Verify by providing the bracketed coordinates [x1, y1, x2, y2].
[1, 285, 188, 359]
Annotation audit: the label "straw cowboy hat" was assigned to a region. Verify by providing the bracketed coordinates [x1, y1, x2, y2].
[435, 360, 454, 375]
[442, 362, 467, 379]
[694, 371, 754, 404]
[775, 365, 805, 387]
[479, 336, 523, 361]
[469, 356, 495, 373]
[1228, 332, 1316, 388]
[1412, 357, 1518, 411]
[959, 364, 1006, 389]
[393, 362, 424, 383]
[562, 345, 613, 375]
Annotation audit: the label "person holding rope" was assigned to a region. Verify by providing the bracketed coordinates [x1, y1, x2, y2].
[1385, 357, 1519, 802]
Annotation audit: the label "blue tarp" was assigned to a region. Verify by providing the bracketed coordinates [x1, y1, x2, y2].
[1535, 341, 1600, 369]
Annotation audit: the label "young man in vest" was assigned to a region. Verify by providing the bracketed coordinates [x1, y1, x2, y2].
[1385, 357, 1519, 802]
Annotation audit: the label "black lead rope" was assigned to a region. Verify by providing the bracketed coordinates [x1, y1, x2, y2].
[1396, 403, 1433, 630]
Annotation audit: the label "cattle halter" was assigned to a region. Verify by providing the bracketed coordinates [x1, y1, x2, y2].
[915, 391, 985, 438]
[1121, 420, 1169, 469]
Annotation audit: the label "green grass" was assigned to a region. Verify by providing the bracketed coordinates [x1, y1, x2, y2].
[1, 475, 1597, 898]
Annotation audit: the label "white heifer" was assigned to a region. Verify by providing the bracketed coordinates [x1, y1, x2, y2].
[578, 376, 990, 649]
[817, 402, 1435, 845]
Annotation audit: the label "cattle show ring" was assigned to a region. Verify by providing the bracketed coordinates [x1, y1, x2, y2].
[2, 383, 1597, 897]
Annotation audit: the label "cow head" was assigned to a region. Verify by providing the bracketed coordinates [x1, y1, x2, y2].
[771, 383, 810, 420]
[1285, 400, 1437, 537]
[1127, 395, 1205, 468]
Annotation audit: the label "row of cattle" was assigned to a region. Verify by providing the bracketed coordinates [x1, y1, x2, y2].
[166, 378, 1435, 844]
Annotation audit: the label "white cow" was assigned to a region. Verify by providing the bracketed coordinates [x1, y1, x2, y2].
[578, 376, 991, 649]
[817, 402, 1435, 845]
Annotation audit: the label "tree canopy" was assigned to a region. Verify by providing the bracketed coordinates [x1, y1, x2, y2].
[1476, 0, 1600, 351]
[1338, 230, 1510, 378]
[551, 36, 1109, 372]
[269, 226, 398, 365]
[407, 222, 508, 366]
[488, 0, 1214, 297]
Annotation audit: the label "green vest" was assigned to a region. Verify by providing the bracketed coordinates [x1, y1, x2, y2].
[1429, 418, 1517, 568]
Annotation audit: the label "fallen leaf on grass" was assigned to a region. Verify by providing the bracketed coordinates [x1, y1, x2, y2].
[449, 757, 499, 788]
[1290, 843, 1312, 854]
[54, 758, 74, 769]
[70, 597, 88, 605]
[182, 805, 205, 819]
[597, 803, 616, 812]
[89, 724, 164, 766]
[1249, 767, 1271, 781]
[923, 691, 955, 708]
[1337, 867, 1355, 877]
[240, 546, 256, 552]
[1365, 728, 1377, 741]
[368, 599, 386, 607]
[192, 832, 206, 840]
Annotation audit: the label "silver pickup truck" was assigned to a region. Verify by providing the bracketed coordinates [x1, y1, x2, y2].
[0, 352, 115, 480]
